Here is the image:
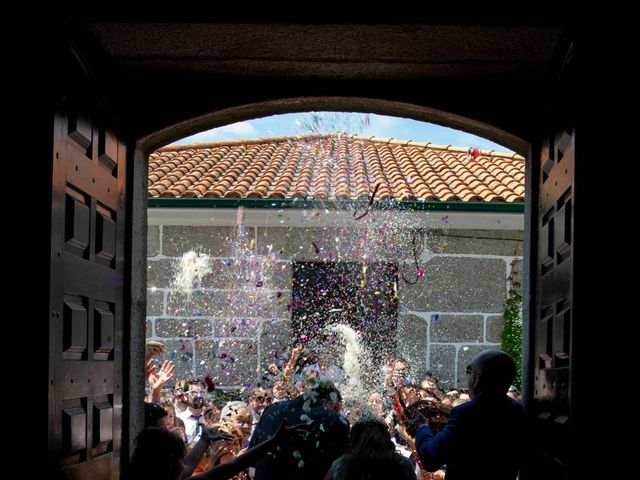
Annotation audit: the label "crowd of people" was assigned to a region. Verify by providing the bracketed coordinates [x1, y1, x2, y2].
[135, 340, 524, 479]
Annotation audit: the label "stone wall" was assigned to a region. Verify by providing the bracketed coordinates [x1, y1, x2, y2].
[147, 223, 523, 390]
[397, 229, 523, 389]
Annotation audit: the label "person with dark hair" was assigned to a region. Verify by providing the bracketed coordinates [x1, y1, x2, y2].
[130, 420, 308, 480]
[145, 402, 169, 429]
[130, 428, 186, 480]
[249, 378, 350, 480]
[324, 417, 416, 480]
[384, 356, 412, 391]
[404, 349, 525, 480]
[420, 371, 444, 401]
[247, 383, 274, 439]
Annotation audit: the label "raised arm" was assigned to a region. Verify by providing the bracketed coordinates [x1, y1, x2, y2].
[412, 408, 461, 472]
[149, 360, 175, 404]
[180, 428, 234, 480]
[145, 340, 165, 362]
[190, 419, 308, 480]
[283, 345, 304, 382]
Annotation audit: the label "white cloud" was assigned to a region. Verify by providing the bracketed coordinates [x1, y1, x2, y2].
[216, 121, 259, 135]
[172, 121, 259, 144]
[174, 130, 220, 144]
[370, 114, 401, 128]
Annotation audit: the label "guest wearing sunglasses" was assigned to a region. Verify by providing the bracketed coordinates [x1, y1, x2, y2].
[403, 349, 525, 480]
[247, 384, 274, 442]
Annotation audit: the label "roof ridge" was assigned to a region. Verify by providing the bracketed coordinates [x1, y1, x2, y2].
[158, 132, 521, 159]
[158, 133, 331, 152]
[349, 134, 522, 159]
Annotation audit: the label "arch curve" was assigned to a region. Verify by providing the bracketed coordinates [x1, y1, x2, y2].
[138, 96, 528, 156]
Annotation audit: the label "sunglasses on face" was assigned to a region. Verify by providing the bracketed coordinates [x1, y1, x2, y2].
[252, 395, 273, 403]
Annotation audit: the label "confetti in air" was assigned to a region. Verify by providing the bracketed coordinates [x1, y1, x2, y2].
[204, 374, 216, 392]
[171, 251, 212, 295]
[151, 115, 475, 390]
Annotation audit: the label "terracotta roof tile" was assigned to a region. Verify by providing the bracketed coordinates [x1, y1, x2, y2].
[149, 134, 525, 203]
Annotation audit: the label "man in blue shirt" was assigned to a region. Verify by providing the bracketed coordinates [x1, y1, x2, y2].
[404, 349, 525, 480]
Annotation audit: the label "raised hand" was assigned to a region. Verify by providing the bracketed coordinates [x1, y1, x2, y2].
[145, 359, 157, 384]
[151, 360, 175, 391]
[202, 427, 235, 443]
[384, 366, 395, 390]
[145, 340, 165, 362]
[284, 345, 305, 380]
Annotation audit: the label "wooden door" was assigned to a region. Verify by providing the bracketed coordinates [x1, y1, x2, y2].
[49, 106, 126, 479]
[528, 125, 574, 479]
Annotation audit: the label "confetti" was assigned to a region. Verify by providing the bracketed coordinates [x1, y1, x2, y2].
[204, 375, 216, 392]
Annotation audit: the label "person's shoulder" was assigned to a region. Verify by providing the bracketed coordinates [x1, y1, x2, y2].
[313, 408, 349, 429]
[276, 395, 302, 409]
[395, 451, 413, 466]
[392, 453, 418, 477]
[332, 413, 350, 430]
[450, 398, 477, 415]
[260, 397, 293, 419]
[505, 395, 524, 415]
[505, 395, 522, 406]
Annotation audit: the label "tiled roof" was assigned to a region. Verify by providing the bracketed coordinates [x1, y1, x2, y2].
[149, 134, 525, 203]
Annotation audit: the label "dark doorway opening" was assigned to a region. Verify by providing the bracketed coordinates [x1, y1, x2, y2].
[291, 261, 399, 363]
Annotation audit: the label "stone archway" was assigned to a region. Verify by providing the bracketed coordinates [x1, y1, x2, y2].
[131, 97, 532, 439]
[138, 97, 528, 155]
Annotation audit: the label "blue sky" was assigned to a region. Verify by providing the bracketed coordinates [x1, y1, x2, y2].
[172, 112, 513, 152]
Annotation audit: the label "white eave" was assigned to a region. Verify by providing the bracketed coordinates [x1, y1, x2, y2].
[147, 207, 523, 231]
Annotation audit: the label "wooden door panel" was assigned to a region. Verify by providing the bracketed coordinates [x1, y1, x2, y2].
[50, 108, 125, 479]
[530, 127, 574, 478]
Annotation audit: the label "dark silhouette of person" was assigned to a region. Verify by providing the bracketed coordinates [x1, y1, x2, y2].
[324, 417, 416, 480]
[404, 349, 525, 480]
[249, 378, 350, 480]
[144, 402, 168, 429]
[130, 422, 307, 480]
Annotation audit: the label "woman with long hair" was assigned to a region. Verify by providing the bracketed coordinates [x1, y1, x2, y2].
[325, 417, 416, 480]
